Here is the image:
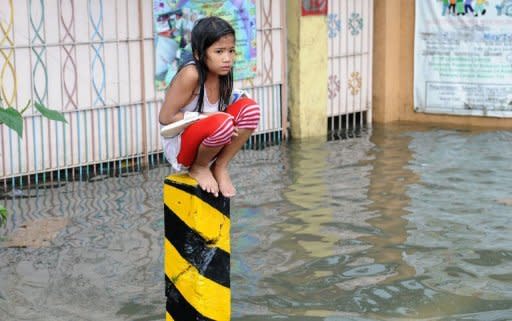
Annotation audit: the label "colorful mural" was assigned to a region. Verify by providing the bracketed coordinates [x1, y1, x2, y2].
[153, 0, 256, 91]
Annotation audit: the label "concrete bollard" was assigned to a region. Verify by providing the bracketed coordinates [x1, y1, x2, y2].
[163, 173, 231, 321]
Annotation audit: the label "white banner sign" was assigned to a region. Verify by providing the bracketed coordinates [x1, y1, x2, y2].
[414, 0, 512, 117]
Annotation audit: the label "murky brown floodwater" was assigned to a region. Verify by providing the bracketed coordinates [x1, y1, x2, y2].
[1, 124, 511, 321]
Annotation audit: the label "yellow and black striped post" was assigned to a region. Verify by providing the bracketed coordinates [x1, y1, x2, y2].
[163, 173, 231, 321]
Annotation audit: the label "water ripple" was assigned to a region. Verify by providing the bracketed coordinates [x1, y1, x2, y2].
[1, 126, 511, 320]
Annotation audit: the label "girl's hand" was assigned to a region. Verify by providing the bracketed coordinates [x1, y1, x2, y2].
[232, 127, 239, 138]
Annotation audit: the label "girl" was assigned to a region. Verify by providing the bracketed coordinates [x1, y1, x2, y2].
[474, 0, 487, 16]
[464, 0, 474, 15]
[456, 0, 465, 15]
[159, 16, 260, 198]
[441, 0, 450, 16]
[449, 0, 456, 15]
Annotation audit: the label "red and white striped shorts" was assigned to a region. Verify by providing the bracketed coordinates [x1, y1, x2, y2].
[177, 97, 260, 167]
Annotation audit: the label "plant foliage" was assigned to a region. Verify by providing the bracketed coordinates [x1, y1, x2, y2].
[0, 205, 7, 228]
[0, 97, 67, 227]
[0, 98, 66, 138]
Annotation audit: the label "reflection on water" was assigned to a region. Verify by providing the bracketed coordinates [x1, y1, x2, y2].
[1, 125, 512, 321]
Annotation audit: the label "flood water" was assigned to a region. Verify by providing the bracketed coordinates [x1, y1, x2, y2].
[1, 124, 511, 321]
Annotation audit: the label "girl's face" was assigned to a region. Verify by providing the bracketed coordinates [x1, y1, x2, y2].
[205, 34, 236, 76]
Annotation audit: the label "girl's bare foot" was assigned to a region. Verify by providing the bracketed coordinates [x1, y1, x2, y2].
[189, 164, 219, 197]
[212, 164, 236, 197]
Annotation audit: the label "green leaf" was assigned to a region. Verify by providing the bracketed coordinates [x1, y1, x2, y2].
[0, 107, 23, 137]
[0, 205, 7, 228]
[34, 102, 67, 123]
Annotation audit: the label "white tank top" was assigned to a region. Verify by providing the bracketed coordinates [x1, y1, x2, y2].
[161, 82, 220, 171]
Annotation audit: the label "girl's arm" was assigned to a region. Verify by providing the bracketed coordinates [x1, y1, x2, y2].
[159, 64, 199, 125]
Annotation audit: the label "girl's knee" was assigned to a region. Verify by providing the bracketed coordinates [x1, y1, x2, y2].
[236, 100, 261, 129]
[202, 114, 235, 147]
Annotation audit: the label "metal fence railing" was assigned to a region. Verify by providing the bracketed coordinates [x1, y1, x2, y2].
[327, 0, 373, 135]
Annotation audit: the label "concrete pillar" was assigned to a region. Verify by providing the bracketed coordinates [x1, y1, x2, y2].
[286, 1, 328, 139]
[163, 174, 231, 321]
[372, 0, 402, 123]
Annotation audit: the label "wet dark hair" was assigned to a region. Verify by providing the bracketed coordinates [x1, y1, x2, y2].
[190, 16, 235, 112]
